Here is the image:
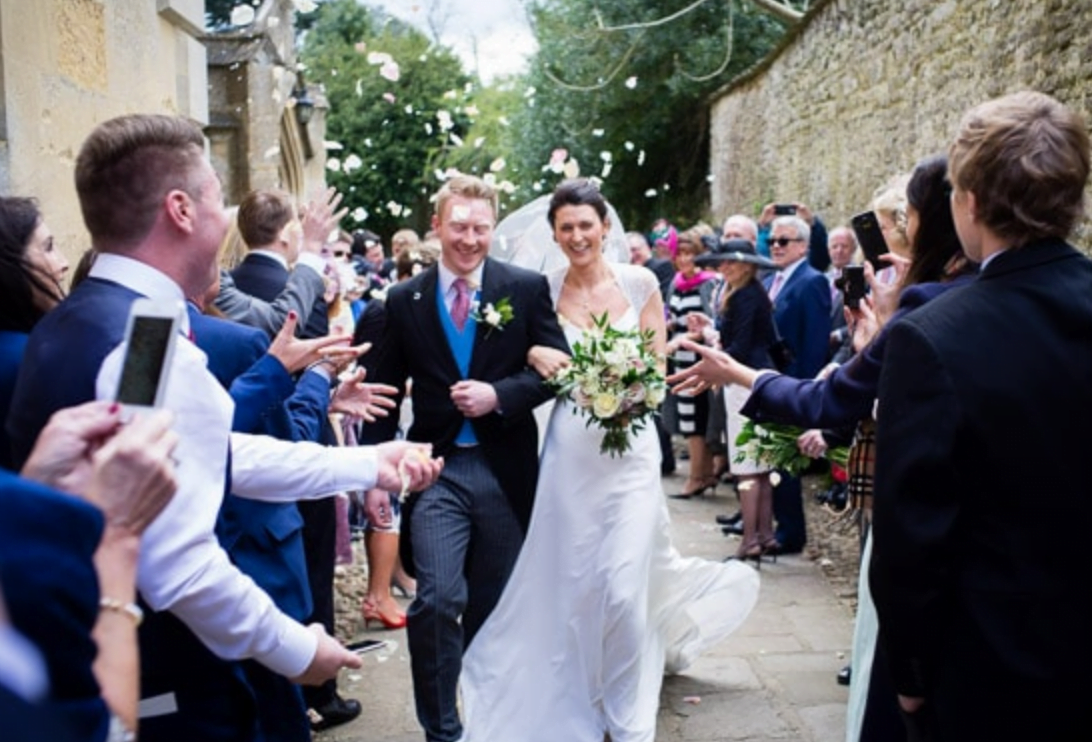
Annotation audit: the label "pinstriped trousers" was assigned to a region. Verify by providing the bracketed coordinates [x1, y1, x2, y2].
[406, 447, 525, 742]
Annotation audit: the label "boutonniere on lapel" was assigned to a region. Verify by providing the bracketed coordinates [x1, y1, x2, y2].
[470, 295, 514, 338]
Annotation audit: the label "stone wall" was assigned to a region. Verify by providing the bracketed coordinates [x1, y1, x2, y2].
[709, 0, 1092, 247]
[0, 0, 208, 264]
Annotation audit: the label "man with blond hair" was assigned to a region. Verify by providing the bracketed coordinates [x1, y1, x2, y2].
[370, 175, 568, 742]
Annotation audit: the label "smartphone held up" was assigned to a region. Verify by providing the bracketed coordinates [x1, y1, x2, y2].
[115, 298, 184, 414]
[850, 211, 889, 273]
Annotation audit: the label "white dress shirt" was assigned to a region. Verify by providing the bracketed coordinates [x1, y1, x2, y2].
[90, 254, 382, 679]
[438, 262, 484, 314]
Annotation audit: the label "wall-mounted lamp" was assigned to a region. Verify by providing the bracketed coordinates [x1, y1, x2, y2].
[292, 82, 314, 126]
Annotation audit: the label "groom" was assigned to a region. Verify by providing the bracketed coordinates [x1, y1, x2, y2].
[369, 175, 569, 742]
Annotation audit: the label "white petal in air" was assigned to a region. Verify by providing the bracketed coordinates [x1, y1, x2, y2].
[625, 76, 638, 89]
[230, 5, 256, 26]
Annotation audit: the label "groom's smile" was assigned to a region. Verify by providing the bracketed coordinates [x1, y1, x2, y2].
[434, 194, 496, 276]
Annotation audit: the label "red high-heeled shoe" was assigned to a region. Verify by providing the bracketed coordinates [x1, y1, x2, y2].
[361, 599, 407, 630]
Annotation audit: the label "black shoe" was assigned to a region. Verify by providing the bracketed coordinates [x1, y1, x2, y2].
[766, 541, 804, 556]
[715, 511, 742, 526]
[837, 664, 851, 686]
[721, 522, 744, 536]
[310, 694, 362, 731]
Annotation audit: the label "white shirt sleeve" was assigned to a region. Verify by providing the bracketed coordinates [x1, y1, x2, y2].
[97, 340, 317, 679]
[229, 433, 379, 501]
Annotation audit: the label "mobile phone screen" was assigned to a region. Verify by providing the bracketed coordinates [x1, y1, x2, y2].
[116, 316, 176, 407]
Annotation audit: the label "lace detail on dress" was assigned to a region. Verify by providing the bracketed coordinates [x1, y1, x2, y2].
[547, 262, 660, 316]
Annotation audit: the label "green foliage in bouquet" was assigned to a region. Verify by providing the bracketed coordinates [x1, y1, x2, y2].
[734, 420, 849, 476]
[549, 312, 666, 457]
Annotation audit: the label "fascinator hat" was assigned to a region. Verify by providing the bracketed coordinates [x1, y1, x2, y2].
[490, 194, 629, 273]
[649, 221, 678, 258]
[695, 236, 777, 269]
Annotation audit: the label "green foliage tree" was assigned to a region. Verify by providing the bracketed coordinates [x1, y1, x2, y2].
[301, 0, 521, 241]
[513, 0, 787, 233]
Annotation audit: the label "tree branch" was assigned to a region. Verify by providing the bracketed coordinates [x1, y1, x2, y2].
[749, 0, 803, 24]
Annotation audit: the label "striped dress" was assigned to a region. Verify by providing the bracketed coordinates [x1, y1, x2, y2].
[667, 276, 716, 436]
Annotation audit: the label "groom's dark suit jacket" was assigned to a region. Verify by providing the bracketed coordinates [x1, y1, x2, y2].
[370, 258, 568, 529]
[870, 239, 1092, 739]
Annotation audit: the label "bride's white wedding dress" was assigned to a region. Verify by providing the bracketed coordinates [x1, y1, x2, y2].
[460, 263, 760, 742]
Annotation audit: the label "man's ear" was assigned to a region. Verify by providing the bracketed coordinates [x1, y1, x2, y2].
[430, 213, 440, 232]
[164, 189, 195, 234]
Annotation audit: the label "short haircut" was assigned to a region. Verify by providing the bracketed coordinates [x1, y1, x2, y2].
[237, 189, 296, 249]
[771, 215, 811, 244]
[722, 214, 758, 243]
[626, 231, 650, 247]
[949, 90, 1090, 244]
[391, 228, 420, 250]
[74, 114, 206, 249]
[434, 174, 498, 222]
[351, 229, 381, 256]
[547, 178, 608, 227]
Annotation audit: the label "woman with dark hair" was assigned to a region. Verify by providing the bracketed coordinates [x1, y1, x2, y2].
[459, 179, 759, 742]
[0, 197, 70, 469]
[670, 153, 974, 742]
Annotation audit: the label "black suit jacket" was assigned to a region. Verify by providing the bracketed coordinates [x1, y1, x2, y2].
[870, 239, 1092, 738]
[370, 258, 568, 528]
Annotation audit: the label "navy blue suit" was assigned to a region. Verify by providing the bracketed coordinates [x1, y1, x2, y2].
[0, 330, 29, 470]
[763, 262, 831, 551]
[7, 277, 260, 742]
[743, 279, 972, 429]
[190, 306, 336, 742]
[0, 469, 107, 742]
[229, 253, 340, 711]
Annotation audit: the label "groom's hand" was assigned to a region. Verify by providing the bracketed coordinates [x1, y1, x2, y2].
[450, 380, 498, 418]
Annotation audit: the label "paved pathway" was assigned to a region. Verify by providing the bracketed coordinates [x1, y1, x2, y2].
[319, 470, 853, 741]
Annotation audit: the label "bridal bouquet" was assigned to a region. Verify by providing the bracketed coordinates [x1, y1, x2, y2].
[734, 420, 849, 477]
[549, 313, 667, 457]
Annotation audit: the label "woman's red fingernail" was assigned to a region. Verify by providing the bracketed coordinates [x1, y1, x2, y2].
[109, 402, 120, 414]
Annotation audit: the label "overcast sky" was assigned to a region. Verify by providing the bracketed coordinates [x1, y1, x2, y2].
[376, 0, 535, 82]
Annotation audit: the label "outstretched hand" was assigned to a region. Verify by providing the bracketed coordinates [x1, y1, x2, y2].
[666, 339, 758, 394]
[267, 310, 359, 374]
[300, 187, 348, 256]
[374, 441, 443, 495]
[330, 367, 399, 422]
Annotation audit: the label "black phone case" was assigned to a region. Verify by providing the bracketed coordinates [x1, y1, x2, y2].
[851, 211, 888, 272]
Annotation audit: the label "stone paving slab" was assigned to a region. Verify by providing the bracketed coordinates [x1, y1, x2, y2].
[319, 469, 853, 741]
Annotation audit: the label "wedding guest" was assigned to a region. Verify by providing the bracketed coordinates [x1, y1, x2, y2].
[693, 238, 778, 561]
[0, 197, 69, 469]
[2, 401, 177, 741]
[665, 225, 720, 498]
[6, 113, 441, 742]
[871, 91, 1092, 742]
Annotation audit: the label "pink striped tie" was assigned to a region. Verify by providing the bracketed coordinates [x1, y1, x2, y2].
[452, 277, 471, 331]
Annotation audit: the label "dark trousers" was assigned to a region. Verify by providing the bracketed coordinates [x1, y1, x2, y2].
[772, 473, 807, 550]
[407, 448, 524, 742]
[298, 496, 336, 710]
[240, 661, 311, 742]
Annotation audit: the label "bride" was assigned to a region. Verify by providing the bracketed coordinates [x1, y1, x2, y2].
[460, 179, 760, 741]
